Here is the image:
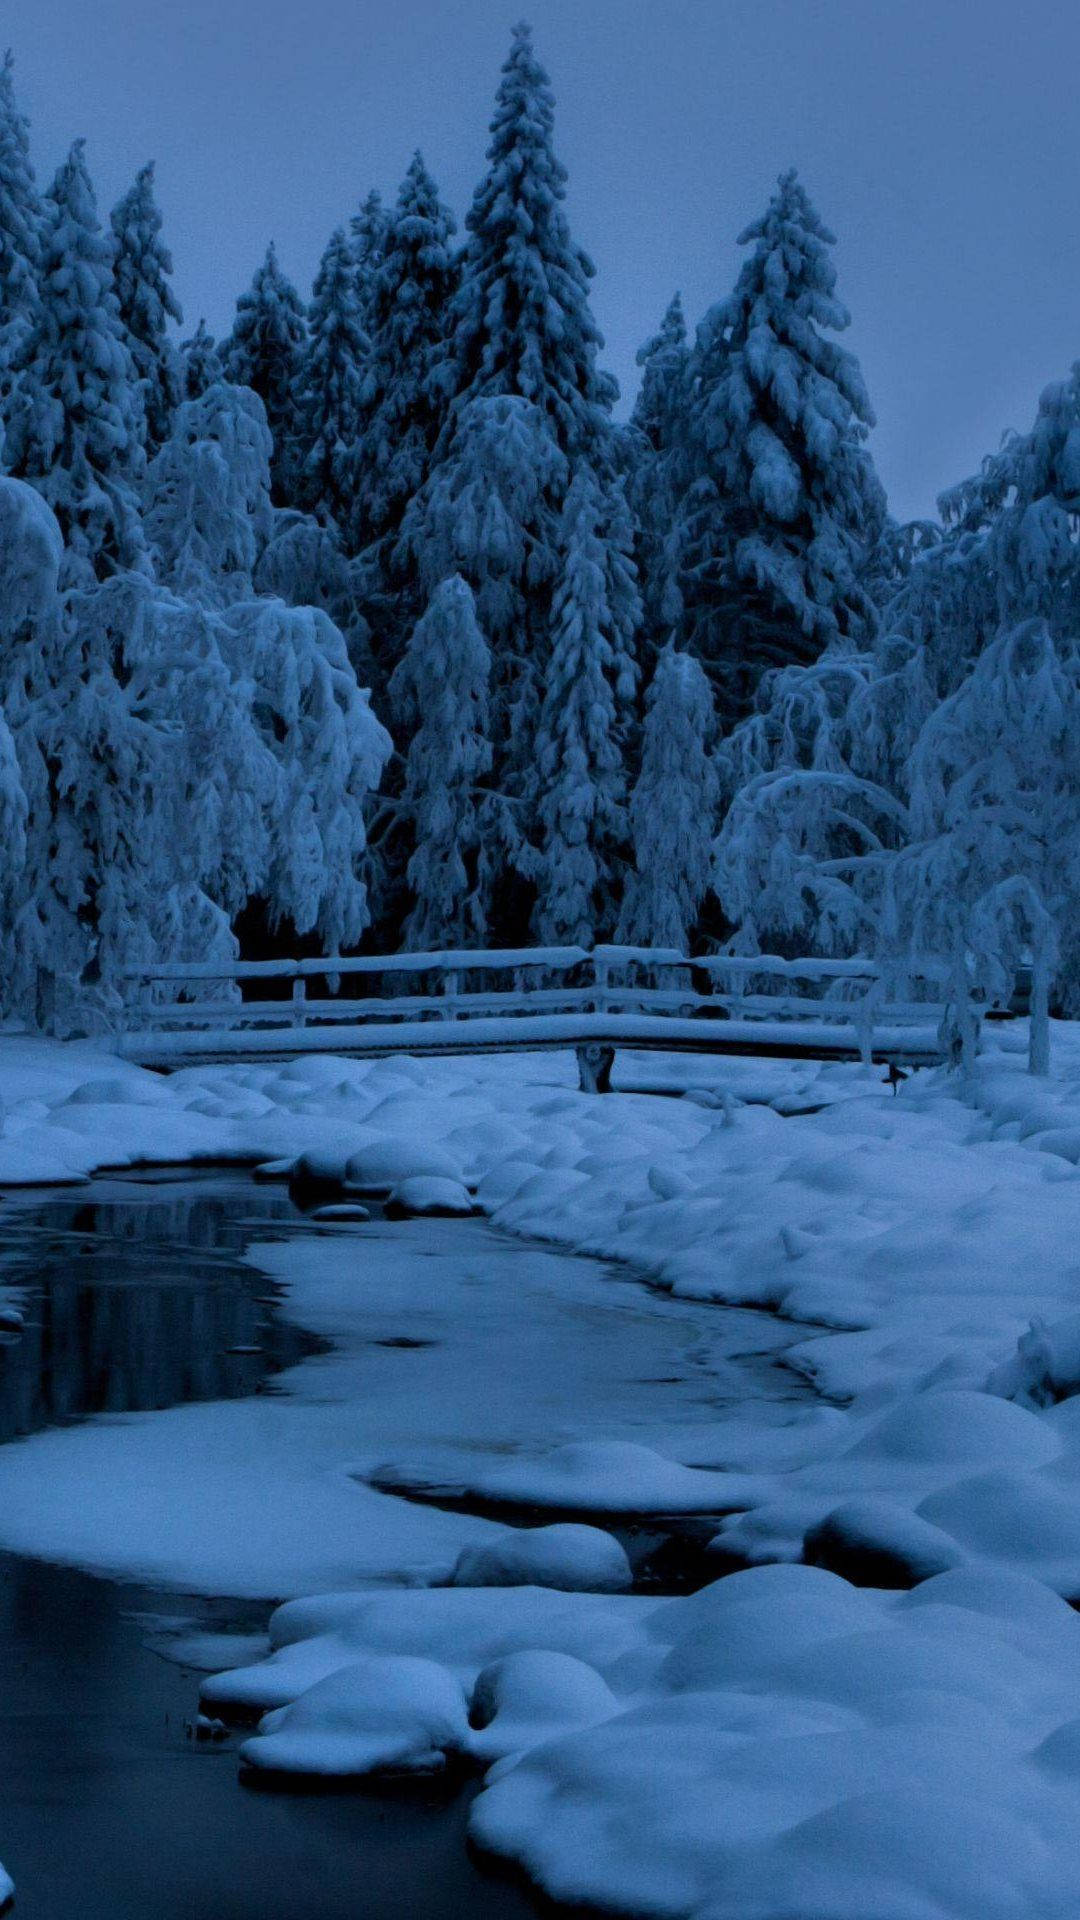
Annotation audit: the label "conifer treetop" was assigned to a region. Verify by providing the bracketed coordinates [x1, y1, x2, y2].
[300, 223, 368, 526]
[0, 50, 42, 361]
[4, 138, 146, 582]
[630, 291, 687, 444]
[448, 21, 615, 461]
[110, 159, 183, 451]
[349, 149, 456, 554]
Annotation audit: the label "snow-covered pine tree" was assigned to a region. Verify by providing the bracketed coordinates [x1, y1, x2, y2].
[388, 574, 492, 948]
[350, 187, 388, 310]
[532, 469, 639, 944]
[626, 291, 687, 664]
[110, 161, 183, 453]
[223, 243, 307, 504]
[0, 54, 43, 421]
[300, 226, 367, 529]
[348, 152, 457, 600]
[145, 380, 274, 605]
[672, 170, 885, 724]
[4, 140, 146, 585]
[180, 318, 223, 399]
[631, 291, 688, 450]
[392, 27, 633, 939]
[399, 391, 566, 833]
[618, 647, 718, 950]
[444, 22, 615, 467]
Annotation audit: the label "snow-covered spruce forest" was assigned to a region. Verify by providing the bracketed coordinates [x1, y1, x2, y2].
[0, 24, 1073, 1028]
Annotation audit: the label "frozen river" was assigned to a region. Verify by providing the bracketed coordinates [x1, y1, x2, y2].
[0, 1169, 816, 1915]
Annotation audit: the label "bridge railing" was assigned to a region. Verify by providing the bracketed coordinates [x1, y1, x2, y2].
[117, 944, 952, 1056]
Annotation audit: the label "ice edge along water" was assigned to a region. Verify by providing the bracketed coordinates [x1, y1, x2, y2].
[4, 1030, 1080, 1916]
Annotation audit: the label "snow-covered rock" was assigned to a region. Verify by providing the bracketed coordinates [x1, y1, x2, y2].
[344, 1138, 465, 1193]
[449, 1524, 632, 1593]
[385, 1175, 474, 1218]
[239, 1653, 469, 1776]
[803, 1498, 965, 1587]
[206, 1558, 1080, 1919]
[381, 1439, 764, 1516]
[988, 1312, 1080, 1408]
[468, 1650, 618, 1761]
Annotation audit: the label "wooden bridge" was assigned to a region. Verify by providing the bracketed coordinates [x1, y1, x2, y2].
[114, 945, 956, 1086]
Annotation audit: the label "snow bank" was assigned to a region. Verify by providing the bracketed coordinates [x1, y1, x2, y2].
[8, 1030, 1080, 1602]
[448, 1524, 632, 1592]
[239, 1653, 470, 1776]
[204, 1559, 1080, 1919]
[9, 1030, 1080, 1912]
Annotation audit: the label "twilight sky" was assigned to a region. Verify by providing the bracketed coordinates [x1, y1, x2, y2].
[14, 0, 1080, 521]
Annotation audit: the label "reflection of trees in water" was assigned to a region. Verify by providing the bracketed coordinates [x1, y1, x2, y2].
[0, 1184, 321, 1444]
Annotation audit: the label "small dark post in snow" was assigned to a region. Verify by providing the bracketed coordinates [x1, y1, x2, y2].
[577, 1043, 615, 1094]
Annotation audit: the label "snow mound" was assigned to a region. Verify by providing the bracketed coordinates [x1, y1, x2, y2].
[387, 1440, 764, 1516]
[841, 1388, 1060, 1471]
[449, 1524, 632, 1593]
[386, 1175, 475, 1218]
[804, 1498, 965, 1587]
[466, 1563, 1080, 1919]
[308, 1202, 371, 1222]
[204, 1585, 653, 1716]
[468, 1651, 618, 1762]
[344, 1138, 465, 1193]
[239, 1653, 469, 1776]
[988, 1313, 1080, 1407]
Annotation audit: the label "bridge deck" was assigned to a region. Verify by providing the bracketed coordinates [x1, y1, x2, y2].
[116, 1010, 944, 1072]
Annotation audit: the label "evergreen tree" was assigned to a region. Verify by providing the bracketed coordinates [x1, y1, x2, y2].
[532, 470, 639, 943]
[349, 152, 457, 583]
[672, 171, 885, 723]
[443, 22, 615, 466]
[627, 292, 687, 662]
[110, 161, 182, 453]
[630, 291, 687, 447]
[618, 647, 719, 950]
[388, 575, 492, 948]
[393, 26, 633, 935]
[399, 391, 566, 825]
[4, 140, 146, 585]
[0, 54, 43, 415]
[300, 226, 367, 528]
[145, 380, 274, 605]
[350, 187, 388, 312]
[179, 318, 223, 399]
[223, 243, 307, 504]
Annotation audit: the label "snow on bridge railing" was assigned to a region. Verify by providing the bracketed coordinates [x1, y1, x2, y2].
[116, 946, 951, 1060]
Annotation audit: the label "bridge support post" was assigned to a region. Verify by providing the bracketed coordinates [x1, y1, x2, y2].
[577, 1043, 615, 1094]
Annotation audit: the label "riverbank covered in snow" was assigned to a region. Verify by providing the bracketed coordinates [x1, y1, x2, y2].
[6, 1028, 1080, 1914]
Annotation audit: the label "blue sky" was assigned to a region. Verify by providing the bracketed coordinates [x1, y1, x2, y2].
[15, 0, 1080, 520]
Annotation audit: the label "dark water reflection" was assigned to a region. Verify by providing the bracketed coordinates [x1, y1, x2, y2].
[0, 1172, 326, 1442]
[0, 1552, 541, 1920]
[0, 1173, 542, 1920]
